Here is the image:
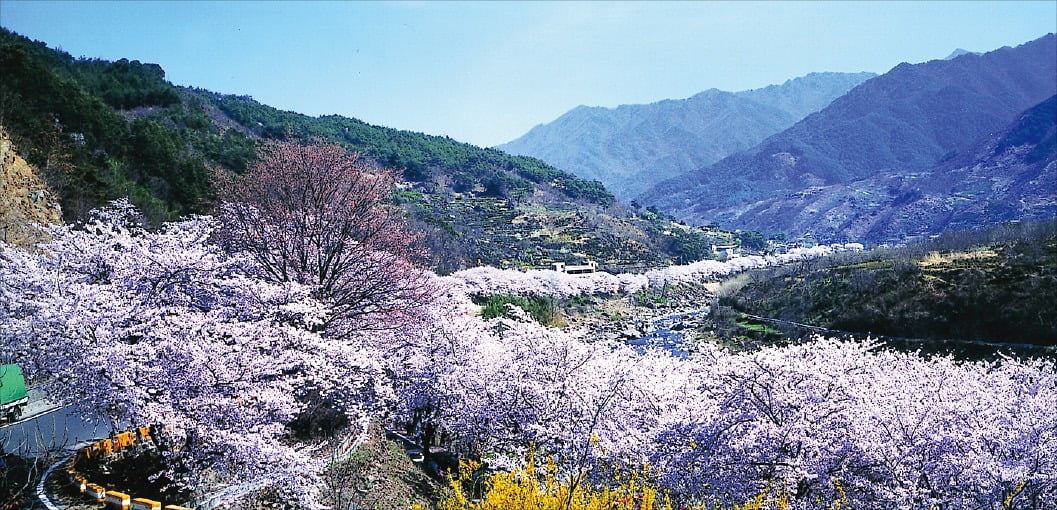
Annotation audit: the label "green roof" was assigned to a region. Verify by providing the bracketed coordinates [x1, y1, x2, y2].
[1, 364, 28, 404]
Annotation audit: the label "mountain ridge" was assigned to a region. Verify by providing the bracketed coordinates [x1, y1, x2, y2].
[720, 95, 1057, 244]
[640, 33, 1057, 243]
[498, 71, 876, 199]
[0, 27, 729, 273]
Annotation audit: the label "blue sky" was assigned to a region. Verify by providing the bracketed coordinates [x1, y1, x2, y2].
[1, 1, 1054, 147]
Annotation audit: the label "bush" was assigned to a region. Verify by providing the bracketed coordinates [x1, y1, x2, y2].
[477, 294, 559, 326]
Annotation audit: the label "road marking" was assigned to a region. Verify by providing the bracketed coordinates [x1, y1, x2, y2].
[0, 404, 63, 430]
[37, 440, 101, 510]
[37, 456, 66, 510]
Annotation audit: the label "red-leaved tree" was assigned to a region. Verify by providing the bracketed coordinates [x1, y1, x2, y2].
[216, 140, 432, 333]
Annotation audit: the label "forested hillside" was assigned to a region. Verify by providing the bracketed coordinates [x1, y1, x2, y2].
[196, 91, 729, 272]
[0, 28, 254, 220]
[718, 220, 1057, 347]
[0, 28, 724, 272]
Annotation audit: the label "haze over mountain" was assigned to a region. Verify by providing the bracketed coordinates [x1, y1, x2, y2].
[944, 48, 980, 60]
[640, 34, 1057, 243]
[498, 72, 875, 199]
[724, 95, 1057, 244]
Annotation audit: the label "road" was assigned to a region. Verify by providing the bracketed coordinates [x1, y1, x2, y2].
[1, 390, 110, 457]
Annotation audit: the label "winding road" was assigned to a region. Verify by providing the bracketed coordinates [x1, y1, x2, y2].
[1, 392, 109, 457]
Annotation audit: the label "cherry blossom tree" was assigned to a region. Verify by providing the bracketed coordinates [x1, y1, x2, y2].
[2, 196, 1051, 509]
[444, 245, 846, 299]
[0, 201, 388, 506]
[395, 284, 1057, 509]
[215, 140, 433, 333]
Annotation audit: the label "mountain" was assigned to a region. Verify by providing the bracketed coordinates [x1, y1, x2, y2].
[714, 95, 1056, 244]
[0, 28, 730, 273]
[944, 48, 980, 60]
[640, 34, 1057, 242]
[497, 72, 876, 199]
[198, 92, 737, 271]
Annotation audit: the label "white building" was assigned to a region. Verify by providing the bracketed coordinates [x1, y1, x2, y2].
[552, 260, 598, 274]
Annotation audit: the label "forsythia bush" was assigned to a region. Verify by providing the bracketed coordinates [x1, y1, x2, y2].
[438, 452, 667, 510]
[433, 451, 845, 510]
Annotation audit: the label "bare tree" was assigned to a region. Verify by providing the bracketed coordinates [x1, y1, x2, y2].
[216, 140, 434, 333]
[1, 416, 72, 510]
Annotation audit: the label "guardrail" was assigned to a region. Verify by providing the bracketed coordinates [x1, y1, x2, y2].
[59, 426, 195, 510]
[51, 421, 376, 509]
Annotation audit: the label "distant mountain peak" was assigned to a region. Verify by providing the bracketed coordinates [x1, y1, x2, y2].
[498, 71, 875, 199]
[639, 33, 1057, 245]
[944, 48, 980, 60]
[745, 71, 876, 92]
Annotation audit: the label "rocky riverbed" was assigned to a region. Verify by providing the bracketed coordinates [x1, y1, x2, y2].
[562, 283, 718, 351]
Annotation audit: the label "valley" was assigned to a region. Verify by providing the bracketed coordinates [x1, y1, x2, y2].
[543, 220, 1057, 361]
[1, 15, 1055, 510]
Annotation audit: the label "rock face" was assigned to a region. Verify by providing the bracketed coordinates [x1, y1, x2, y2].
[498, 72, 876, 199]
[1, 127, 62, 247]
[641, 34, 1057, 242]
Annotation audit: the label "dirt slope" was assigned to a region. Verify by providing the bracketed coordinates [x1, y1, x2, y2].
[0, 126, 62, 247]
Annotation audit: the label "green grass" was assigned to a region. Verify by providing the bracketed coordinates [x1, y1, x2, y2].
[634, 290, 671, 307]
[735, 315, 782, 335]
[476, 294, 561, 327]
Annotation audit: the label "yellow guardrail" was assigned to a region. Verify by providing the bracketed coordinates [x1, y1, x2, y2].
[64, 426, 196, 510]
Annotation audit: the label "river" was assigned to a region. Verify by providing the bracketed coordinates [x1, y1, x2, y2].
[626, 308, 710, 358]
[622, 303, 1055, 362]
